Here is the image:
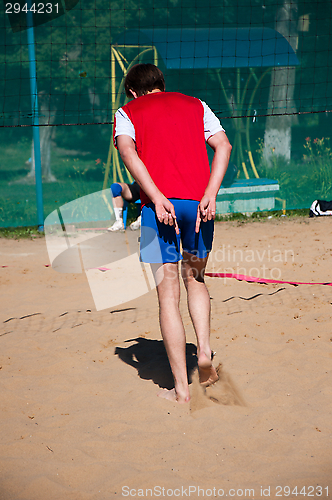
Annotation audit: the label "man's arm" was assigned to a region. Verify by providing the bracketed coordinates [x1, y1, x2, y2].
[116, 134, 179, 233]
[195, 130, 232, 232]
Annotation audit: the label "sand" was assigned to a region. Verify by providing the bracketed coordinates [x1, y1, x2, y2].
[0, 216, 331, 500]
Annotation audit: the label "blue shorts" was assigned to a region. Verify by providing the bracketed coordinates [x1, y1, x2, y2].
[140, 199, 214, 263]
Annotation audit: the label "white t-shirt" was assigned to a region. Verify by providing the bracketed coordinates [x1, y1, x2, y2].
[114, 99, 224, 144]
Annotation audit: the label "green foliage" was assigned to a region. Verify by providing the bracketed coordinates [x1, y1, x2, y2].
[0, 133, 106, 227]
[0, 226, 43, 238]
[256, 136, 332, 208]
[1, 0, 331, 126]
[1, 0, 332, 224]
[63, 157, 105, 198]
[302, 137, 332, 200]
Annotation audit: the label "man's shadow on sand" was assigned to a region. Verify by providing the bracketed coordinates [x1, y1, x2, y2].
[115, 337, 197, 390]
[115, 337, 246, 408]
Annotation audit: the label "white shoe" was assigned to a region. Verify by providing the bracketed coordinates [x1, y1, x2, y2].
[108, 219, 124, 232]
[130, 215, 141, 230]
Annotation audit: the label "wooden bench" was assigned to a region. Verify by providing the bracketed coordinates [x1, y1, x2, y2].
[216, 178, 280, 215]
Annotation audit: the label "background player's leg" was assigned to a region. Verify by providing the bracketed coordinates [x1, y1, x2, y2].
[109, 183, 133, 231]
[120, 183, 134, 202]
[152, 262, 190, 403]
[181, 251, 218, 386]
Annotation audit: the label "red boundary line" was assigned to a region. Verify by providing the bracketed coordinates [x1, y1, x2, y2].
[205, 272, 332, 286]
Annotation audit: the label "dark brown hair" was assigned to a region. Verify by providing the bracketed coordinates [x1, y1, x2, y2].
[124, 63, 165, 98]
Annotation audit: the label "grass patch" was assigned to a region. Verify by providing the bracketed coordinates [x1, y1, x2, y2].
[255, 136, 332, 207]
[0, 180, 103, 228]
[0, 132, 132, 228]
[215, 208, 309, 222]
[0, 226, 44, 239]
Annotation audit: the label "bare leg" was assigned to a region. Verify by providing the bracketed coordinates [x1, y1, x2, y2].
[120, 183, 134, 203]
[109, 183, 135, 231]
[112, 196, 124, 209]
[112, 182, 134, 208]
[181, 251, 218, 386]
[152, 263, 190, 403]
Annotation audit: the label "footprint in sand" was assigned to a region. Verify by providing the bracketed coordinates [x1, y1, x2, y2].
[190, 364, 246, 413]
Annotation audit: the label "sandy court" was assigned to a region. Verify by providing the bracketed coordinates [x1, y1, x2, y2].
[0, 216, 332, 500]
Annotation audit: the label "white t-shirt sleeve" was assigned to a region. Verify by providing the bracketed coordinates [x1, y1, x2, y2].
[201, 100, 224, 141]
[114, 108, 136, 143]
[114, 101, 223, 144]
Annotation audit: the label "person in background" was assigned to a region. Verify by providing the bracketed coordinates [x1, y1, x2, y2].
[108, 181, 141, 231]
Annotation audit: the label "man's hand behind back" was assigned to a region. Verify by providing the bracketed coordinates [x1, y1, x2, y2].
[195, 194, 216, 233]
[154, 196, 179, 235]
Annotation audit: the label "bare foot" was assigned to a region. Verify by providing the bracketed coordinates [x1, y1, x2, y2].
[157, 388, 190, 404]
[198, 351, 219, 387]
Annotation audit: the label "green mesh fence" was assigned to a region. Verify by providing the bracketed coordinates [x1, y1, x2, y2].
[1, 0, 332, 227]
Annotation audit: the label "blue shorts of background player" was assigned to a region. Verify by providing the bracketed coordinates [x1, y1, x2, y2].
[140, 199, 214, 264]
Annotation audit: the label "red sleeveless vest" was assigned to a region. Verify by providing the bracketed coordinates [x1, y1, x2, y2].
[120, 92, 210, 206]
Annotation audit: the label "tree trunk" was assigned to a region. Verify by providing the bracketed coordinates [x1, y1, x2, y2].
[88, 87, 102, 123]
[264, 0, 298, 165]
[25, 92, 57, 183]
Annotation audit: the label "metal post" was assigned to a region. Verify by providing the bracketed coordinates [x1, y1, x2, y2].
[26, 0, 44, 231]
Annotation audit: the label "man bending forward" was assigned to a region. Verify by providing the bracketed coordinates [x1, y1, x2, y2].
[114, 63, 232, 403]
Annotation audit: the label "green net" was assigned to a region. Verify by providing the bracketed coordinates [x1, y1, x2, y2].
[1, 0, 332, 227]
